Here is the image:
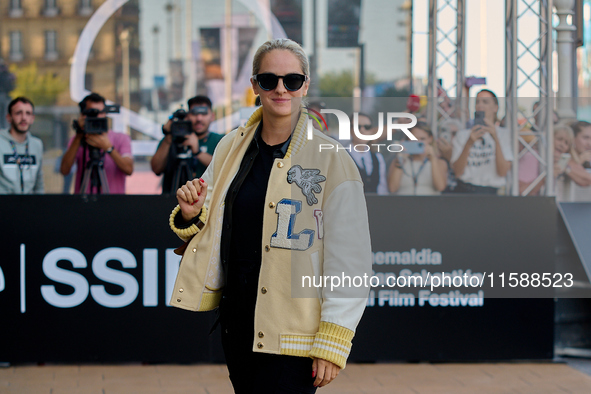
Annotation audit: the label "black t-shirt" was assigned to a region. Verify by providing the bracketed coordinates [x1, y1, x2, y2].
[220, 123, 289, 312]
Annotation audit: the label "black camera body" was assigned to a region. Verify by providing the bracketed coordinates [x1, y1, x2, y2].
[169, 108, 193, 143]
[82, 104, 120, 134]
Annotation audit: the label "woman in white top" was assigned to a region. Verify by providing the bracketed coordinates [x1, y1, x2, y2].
[556, 121, 591, 201]
[388, 122, 448, 195]
[522, 124, 575, 197]
[451, 89, 513, 194]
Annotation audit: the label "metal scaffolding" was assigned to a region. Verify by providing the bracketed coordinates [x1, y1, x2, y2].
[427, 0, 558, 196]
[427, 0, 466, 135]
[505, 0, 554, 196]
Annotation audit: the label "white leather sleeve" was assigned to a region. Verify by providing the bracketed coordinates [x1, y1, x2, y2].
[320, 180, 372, 332]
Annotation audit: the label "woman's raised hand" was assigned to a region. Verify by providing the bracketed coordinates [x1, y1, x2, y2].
[176, 178, 208, 221]
[469, 125, 486, 143]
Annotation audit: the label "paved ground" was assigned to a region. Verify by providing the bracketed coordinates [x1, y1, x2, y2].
[3, 361, 591, 394]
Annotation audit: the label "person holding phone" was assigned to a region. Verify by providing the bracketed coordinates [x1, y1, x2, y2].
[437, 119, 462, 163]
[570, 121, 591, 171]
[554, 124, 575, 176]
[555, 121, 591, 200]
[387, 122, 448, 195]
[520, 124, 574, 197]
[451, 89, 513, 194]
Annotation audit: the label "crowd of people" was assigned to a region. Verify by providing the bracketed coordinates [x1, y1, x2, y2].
[2, 38, 591, 391]
[2, 86, 591, 200]
[0, 92, 223, 196]
[320, 89, 591, 200]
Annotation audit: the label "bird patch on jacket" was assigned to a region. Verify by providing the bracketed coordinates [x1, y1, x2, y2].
[287, 165, 326, 206]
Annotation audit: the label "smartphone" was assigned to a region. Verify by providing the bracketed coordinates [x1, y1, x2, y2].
[474, 111, 486, 126]
[401, 141, 425, 155]
[557, 153, 571, 172]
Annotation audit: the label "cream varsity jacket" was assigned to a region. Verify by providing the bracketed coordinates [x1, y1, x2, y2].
[169, 107, 372, 368]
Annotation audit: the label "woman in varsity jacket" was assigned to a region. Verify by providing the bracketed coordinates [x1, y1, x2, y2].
[169, 38, 372, 392]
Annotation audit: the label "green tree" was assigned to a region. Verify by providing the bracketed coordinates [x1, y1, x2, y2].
[319, 70, 355, 97]
[9, 62, 66, 106]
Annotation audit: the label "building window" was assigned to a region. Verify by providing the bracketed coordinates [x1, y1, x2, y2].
[9, 31, 23, 61]
[79, 0, 93, 16]
[45, 31, 58, 61]
[85, 73, 93, 91]
[44, 0, 59, 17]
[130, 76, 140, 92]
[9, 0, 23, 17]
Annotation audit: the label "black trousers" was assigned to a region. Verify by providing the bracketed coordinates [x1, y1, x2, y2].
[219, 295, 317, 394]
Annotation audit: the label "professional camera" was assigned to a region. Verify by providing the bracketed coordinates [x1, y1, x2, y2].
[81, 104, 121, 134]
[162, 107, 201, 193]
[75, 103, 120, 195]
[169, 108, 193, 142]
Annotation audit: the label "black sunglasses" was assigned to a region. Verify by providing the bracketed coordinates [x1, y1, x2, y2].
[253, 73, 308, 92]
[358, 124, 372, 130]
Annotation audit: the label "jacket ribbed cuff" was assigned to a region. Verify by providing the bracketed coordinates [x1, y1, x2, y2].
[308, 321, 354, 369]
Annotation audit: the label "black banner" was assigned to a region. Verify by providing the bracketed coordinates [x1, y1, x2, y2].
[0, 196, 554, 363]
[0, 196, 224, 363]
[360, 196, 555, 361]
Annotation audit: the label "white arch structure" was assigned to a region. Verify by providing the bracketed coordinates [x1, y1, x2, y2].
[70, 0, 287, 138]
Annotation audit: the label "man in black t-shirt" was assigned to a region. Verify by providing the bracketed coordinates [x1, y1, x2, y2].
[348, 113, 389, 194]
[151, 95, 223, 194]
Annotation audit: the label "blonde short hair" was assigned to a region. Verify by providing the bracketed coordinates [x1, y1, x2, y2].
[554, 123, 577, 161]
[252, 39, 309, 76]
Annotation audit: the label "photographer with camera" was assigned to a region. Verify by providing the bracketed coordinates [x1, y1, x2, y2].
[60, 93, 133, 194]
[150, 95, 222, 194]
